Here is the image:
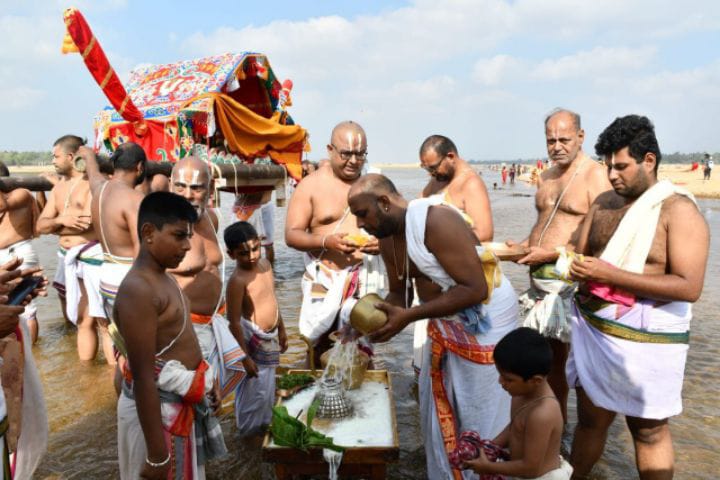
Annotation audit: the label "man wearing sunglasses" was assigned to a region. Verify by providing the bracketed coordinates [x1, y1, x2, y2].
[286, 121, 384, 364]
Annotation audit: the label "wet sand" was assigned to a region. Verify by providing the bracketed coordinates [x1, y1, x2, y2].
[29, 168, 720, 479]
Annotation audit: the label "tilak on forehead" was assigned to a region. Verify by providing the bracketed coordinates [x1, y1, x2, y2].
[172, 158, 210, 186]
[345, 131, 364, 150]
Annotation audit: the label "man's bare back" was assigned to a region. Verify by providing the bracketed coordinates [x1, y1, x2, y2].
[0, 189, 37, 249]
[91, 181, 144, 258]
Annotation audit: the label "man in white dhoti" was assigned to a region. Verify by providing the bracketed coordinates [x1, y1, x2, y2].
[505, 109, 611, 425]
[169, 157, 245, 399]
[285, 121, 385, 365]
[348, 174, 519, 480]
[566, 115, 709, 479]
[37, 135, 111, 363]
[414, 135, 497, 374]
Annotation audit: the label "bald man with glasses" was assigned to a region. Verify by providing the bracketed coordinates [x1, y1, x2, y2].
[285, 121, 385, 363]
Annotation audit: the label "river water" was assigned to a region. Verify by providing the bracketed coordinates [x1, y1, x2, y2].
[31, 167, 719, 479]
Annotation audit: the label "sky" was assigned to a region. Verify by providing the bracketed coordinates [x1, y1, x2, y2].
[1, 0, 719, 162]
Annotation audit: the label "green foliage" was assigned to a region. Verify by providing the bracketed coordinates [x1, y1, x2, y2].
[277, 373, 315, 390]
[0, 151, 52, 166]
[270, 400, 345, 453]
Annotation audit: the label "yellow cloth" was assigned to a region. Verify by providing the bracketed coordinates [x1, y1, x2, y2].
[193, 92, 307, 180]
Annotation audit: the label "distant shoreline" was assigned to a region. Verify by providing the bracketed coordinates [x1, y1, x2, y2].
[9, 163, 719, 199]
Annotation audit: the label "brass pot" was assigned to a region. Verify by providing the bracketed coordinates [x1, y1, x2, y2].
[348, 293, 388, 336]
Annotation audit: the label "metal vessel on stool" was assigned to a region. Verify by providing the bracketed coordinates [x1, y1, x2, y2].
[314, 378, 354, 419]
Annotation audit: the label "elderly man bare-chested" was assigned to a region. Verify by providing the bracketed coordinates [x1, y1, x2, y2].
[285, 121, 385, 363]
[566, 115, 708, 479]
[0, 167, 42, 343]
[169, 156, 245, 399]
[348, 174, 518, 479]
[79, 143, 146, 317]
[506, 109, 611, 425]
[37, 135, 110, 362]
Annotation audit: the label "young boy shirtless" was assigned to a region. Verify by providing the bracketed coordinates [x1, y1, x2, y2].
[115, 192, 225, 480]
[224, 221, 287, 436]
[464, 327, 572, 479]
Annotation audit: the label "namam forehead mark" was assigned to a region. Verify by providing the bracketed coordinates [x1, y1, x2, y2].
[172, 162, 209, 187]
[332, 123, 367, 151]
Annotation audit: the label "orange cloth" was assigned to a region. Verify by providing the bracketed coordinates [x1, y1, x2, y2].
[428, 321, 495, 480]
[193, 93, 307, 181]
[190, 305, 226, 325]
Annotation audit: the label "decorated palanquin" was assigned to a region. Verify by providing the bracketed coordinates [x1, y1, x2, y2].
[62, 8, 307, 182]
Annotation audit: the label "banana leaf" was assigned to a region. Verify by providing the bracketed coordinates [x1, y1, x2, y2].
[270, 400, 345, 453]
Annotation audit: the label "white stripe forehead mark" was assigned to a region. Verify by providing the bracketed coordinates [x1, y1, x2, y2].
[190, 169, 200, 185]
[345, 131, 364, 151]
[611, 153, 616, 166]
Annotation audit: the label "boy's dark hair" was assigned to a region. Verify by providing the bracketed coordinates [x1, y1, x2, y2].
[224, 221, 259, 251]
[137, 192, 198, 240]
[595, 115, 662, 174]
[494, 327, 553, 381]
[53, 135, 86, 154]
[110, 142, 147, 172]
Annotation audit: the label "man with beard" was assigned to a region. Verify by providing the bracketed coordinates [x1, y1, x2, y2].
[349, 174, 518, 480]
[78, 143, 146, 320]
[285, 121, 383, 363]
[169, 156, 245, 400]
[507, 109, 610, 426]
[567, 115, 708, 479]
[37, 135, 108, 362]
[415, 134, 502, 374]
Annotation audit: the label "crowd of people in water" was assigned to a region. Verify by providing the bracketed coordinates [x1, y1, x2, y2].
[0, 109, 708, 479]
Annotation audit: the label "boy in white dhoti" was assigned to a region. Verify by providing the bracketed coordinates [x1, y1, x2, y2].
[115, 192, 225, 480]
[224, 221, 287, 436]
[567, 115, 709, 479]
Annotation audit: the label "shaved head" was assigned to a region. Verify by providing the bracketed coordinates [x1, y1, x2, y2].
[172, 155, 211, 185]
[348, 174, 405, 238]
[327, 120, 368, 181]
[330, 121, 366, 145]
[171, 155, 212, 214]
[349, 173, 399, 200]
